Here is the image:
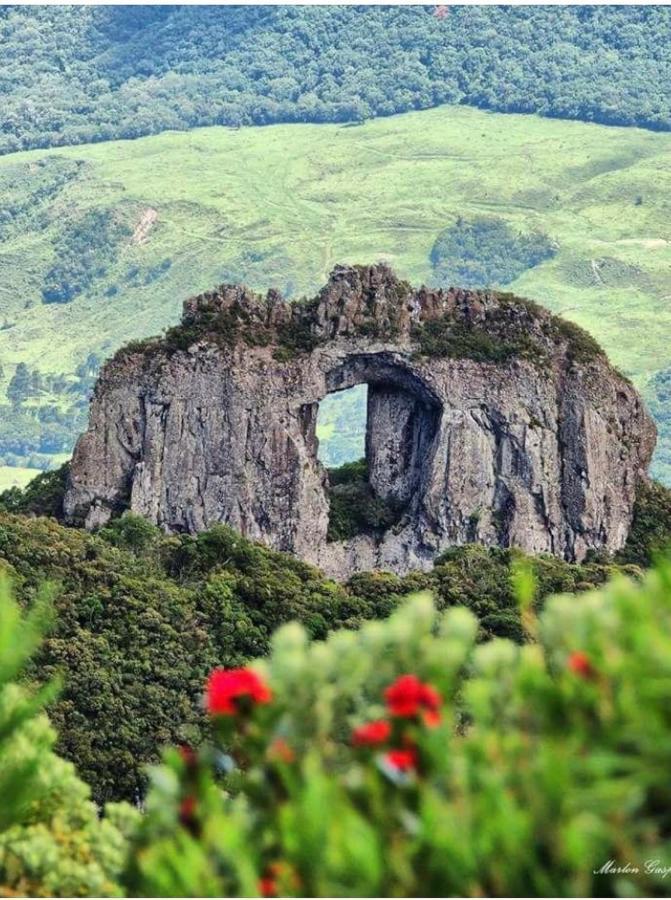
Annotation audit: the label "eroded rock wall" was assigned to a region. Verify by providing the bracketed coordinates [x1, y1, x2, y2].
[65, 265, 656, 577]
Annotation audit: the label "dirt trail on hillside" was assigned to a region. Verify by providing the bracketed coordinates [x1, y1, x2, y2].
[593, 238, 669, 249]
[132, 208, 158, 245]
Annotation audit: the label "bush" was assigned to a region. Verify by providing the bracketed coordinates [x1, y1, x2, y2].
[551, 316, 604, 364]
[412, 316, 543, 365]
[0, 509, 640, 803]
[430, 217, 557, 289]
[0, 578, 137, 897]
[127, 564, 671, 897]
[0, 463, 69, 519]
[326, 459, 403, 541]
[42, 209, 131, 305]
[0, 513, 383, 802]
[617, 479, 671, 567]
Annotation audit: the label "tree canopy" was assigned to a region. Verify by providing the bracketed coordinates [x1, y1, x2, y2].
[0, 488, 657, 802]
[2, 6, 671, 155]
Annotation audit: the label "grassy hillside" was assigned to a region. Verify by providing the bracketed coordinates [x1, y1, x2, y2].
[2, 104, 671, 477]
[0, 466, 38, 491]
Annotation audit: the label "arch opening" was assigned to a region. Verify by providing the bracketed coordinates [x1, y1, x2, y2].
[316, 384, 367, 468]
[313, 356, 442, 543]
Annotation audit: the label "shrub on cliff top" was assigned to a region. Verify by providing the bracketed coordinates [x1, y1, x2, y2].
[127, 563, 671, 897]
[412, 316, 545, 365]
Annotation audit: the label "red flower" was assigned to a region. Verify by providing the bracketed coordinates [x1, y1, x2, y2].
[422, 708, 442, 728]
[259, 877, 278, 898]
[352, 719, 391, 747]
[384, 748, 418, 772]
[267, 738, 296, 764]
[260, 861, 300, 895]
[206, 667, 272, 716]
[384, 674, 442, 720]
[179, 794, 197, 826]
[178, 744, 198, 768]
[568, 651, 595, 680]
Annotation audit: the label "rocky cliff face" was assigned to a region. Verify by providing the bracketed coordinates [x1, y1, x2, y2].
[65, 264, 656, 577]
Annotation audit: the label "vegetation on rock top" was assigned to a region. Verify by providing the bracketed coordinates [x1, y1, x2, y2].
[110, 265, 605, 379]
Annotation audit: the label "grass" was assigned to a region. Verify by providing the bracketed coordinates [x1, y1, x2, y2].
[1, 104, 671, 476]
[0, 466, 40, 491]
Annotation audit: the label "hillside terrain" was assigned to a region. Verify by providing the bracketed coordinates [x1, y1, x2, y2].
[3, 496, 671, 898]
[5, 10, 671, 893]
[0, 503, 652, 803]
[0, 464, 668, 802]
[2, 104, 671, 482]
[2, 5, 671, 156]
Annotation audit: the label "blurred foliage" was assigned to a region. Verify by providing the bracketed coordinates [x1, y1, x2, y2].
[0, 577, 137, 897]
[128, 566, 671, 896]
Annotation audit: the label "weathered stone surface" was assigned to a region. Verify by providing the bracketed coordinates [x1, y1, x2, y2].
[65, 264, 656, 577]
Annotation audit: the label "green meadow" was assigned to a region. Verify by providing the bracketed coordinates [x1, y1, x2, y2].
[0, 466, 39, 491]
[2, 104, 671, 477]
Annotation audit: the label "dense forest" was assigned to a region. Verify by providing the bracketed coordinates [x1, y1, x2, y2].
[0, 356, 99, 470]
[2, 5, 671, 154]
[5, 543, 671, 896]
[1, 406, 671, 895]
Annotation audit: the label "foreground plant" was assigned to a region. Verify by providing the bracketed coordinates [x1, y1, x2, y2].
[127, 565, 671, 897]
[0, 577, 138, 897]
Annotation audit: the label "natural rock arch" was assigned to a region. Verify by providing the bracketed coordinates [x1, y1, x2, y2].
[65, 264, 656, 577]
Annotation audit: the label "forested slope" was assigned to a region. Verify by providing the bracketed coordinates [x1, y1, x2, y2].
[2, 5, 671, 155]
[0, 466, 668, 801]
[0, 506, 644, 803]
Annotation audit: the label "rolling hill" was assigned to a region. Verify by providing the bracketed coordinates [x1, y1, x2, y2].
[2, 103, 671, 483]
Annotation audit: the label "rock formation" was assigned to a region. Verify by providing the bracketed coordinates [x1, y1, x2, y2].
[65, 264, 656, 577]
